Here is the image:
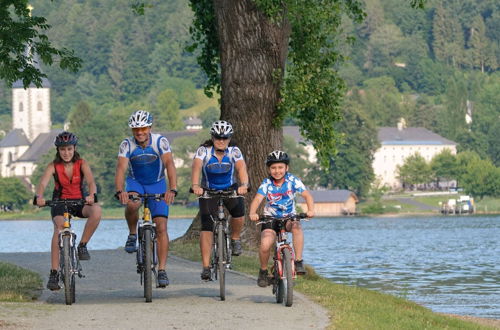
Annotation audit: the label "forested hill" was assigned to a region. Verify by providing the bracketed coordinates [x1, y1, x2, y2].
[0, 0, 498, 168]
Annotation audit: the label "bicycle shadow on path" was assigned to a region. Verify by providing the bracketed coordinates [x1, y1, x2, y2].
[0, 249, 329, 329]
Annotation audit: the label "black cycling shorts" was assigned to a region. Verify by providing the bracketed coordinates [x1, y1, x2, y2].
[51, 203, 85, 219]
[200, 195, 245, 232]
[260, 218, 301, 232]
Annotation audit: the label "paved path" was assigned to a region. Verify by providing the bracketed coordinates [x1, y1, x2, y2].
[0, 249, 328, 329]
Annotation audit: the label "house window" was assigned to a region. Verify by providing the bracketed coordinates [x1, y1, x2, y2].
[19, 102, 24, 112]
[23, 167, 27, 176]
[37, 101, 43, 111]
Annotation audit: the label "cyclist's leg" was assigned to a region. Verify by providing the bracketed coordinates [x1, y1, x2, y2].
[50, 215, 65, 270]
[289, 221, 304, 261]
[153, 216, 168, 269]
[80, 203, 102, 244]
[146, 180, 170, 270]
[125, 177, 143, 235]
[199, 197, 216, 268]
[225, 196, 244, 241]
[259, 228, 276, 270]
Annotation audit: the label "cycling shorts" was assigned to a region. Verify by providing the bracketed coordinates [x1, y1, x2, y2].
[126, 177, 169, 218]
[260, 218, 302, 233]
[199, 195, 244, 232]
[51, 202, 85, 219]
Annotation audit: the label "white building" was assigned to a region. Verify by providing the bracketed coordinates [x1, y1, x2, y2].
[373, 124, 457, 189]
[0, 49, 60, 184]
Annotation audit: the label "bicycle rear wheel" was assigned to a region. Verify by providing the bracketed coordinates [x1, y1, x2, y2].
[281, 248, 294, 307]
[217, 224, 226, 301]
[143, 227, 153, 303]
[62, 235, 73, 305]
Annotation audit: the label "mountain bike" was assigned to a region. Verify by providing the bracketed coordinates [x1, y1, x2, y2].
[128, 193, 164, 303]
[257, 213, 307, 307]
[193, 188, 238, 301]
[41, 199, 87, 305]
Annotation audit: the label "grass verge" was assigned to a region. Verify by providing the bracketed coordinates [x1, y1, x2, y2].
[0, 262, 42, 302]
[170, 240, 494, 329]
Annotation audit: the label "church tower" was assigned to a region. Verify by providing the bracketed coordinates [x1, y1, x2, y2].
[11, 46, 52, 142]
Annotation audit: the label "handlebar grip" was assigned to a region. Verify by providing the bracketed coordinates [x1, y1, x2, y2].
[94, 193, 98, 203]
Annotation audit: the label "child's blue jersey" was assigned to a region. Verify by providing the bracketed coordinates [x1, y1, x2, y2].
[256, 172, 306, 217]
[194, 145, 244, 190]
[118, 133, 171, 185]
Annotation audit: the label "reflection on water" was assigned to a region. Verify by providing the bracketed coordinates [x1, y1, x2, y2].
[302, 216, 500, 319]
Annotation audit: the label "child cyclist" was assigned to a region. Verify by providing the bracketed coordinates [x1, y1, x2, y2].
[249, 150, 314, 287]
[34, 131, 102, 290]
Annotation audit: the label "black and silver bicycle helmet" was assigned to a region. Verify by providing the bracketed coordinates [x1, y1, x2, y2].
[266, 150, 290, 166]
[210, 120, 234, 138]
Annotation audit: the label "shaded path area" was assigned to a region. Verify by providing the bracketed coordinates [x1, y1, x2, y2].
[0, 249, 328, 329]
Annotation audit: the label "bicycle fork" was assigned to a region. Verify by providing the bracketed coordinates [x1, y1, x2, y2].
[136, 223, 158, 282]
[59, 229, 83, 279]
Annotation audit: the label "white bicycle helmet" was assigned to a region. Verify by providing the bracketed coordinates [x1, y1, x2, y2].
[128, 110, 153, 128]
[210, 120, 234, 138]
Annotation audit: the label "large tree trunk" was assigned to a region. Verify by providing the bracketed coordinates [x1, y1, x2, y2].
[214, 0, 291, 245]
[179, 1, 291, 246]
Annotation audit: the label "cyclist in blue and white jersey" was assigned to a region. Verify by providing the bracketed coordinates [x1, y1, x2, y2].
[249, 150, 314, 287]
[115, 110, 178, 287]
[191, 120, 249, 280]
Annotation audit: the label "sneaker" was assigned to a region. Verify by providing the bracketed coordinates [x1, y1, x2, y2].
[157, 270, 169, 287]
[124, 234, 137, 253]
[231, 239, 242, 256]
[46, 269, 60, 291]
[257, 269, 268, 287]
[77, 243, 90, 260]
[295, 259, 306, 275]
[200, 267, 211, 281]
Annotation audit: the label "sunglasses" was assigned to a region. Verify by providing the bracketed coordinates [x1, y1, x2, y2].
[213, 136, 229, 140]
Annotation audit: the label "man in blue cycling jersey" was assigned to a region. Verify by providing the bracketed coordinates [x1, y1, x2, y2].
[115, 110, 178, 287]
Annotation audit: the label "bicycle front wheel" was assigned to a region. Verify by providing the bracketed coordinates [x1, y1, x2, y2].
[62, 235, 74, 305]
[281, 248, 294, 307]
[143, 227, 153, 303]
[217, 224, 226, 301]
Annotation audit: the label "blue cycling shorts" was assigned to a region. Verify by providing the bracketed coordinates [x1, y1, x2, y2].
[126, 177, 169, 218]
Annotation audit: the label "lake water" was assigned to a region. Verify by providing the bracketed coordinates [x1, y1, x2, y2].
[0, 215, 498, 319]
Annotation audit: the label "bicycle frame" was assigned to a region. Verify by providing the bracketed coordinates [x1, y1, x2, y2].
[129, 193, 162, 303]
[43, 199, 85, 305]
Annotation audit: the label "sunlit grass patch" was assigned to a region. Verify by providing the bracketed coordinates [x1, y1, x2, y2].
[0, 262, 42, 302]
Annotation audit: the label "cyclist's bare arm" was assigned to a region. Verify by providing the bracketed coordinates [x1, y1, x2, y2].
[301, 190, 315, 218]
[34, 163, 55, 206]
[191, 157, 204, 196]
[249, 192, 265, 221]
[235, 159, 249, 195]
[81, 159, 97, 205]
[115, 156, 130, 204]
[161, 152, 177, 205]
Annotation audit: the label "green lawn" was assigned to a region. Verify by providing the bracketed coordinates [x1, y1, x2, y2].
[0, 262, 42, 302]
[170, 240, 492, 329]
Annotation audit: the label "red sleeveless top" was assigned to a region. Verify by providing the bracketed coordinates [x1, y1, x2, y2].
[53, 159, 84, 199]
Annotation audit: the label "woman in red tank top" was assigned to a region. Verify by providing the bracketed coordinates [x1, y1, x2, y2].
[34, 132, 102, 291]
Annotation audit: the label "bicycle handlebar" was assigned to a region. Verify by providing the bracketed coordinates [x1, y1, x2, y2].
[128, 193, 165, 202]
[256, 213, 308, 225]
[35, 194, 98, 207]
[189, 187, 241, 198]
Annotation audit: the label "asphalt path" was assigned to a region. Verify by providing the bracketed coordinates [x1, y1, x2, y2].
[0, 249, 328, 329]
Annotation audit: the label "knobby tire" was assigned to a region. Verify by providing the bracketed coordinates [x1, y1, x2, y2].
[217, 224, 226, 301]
[143, 227, 153, 303]
[282, 248, 294, 307]
[62, 235, 73, 305]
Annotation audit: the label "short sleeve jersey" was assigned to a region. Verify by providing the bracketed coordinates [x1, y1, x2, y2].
[118, 133, 171, 185]
[256, 172, 306, 217]
[194, 145, 244, 190]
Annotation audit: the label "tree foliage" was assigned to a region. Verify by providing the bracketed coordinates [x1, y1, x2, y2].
[0, 177, 32, 210]
[0, 0, 81, 87]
